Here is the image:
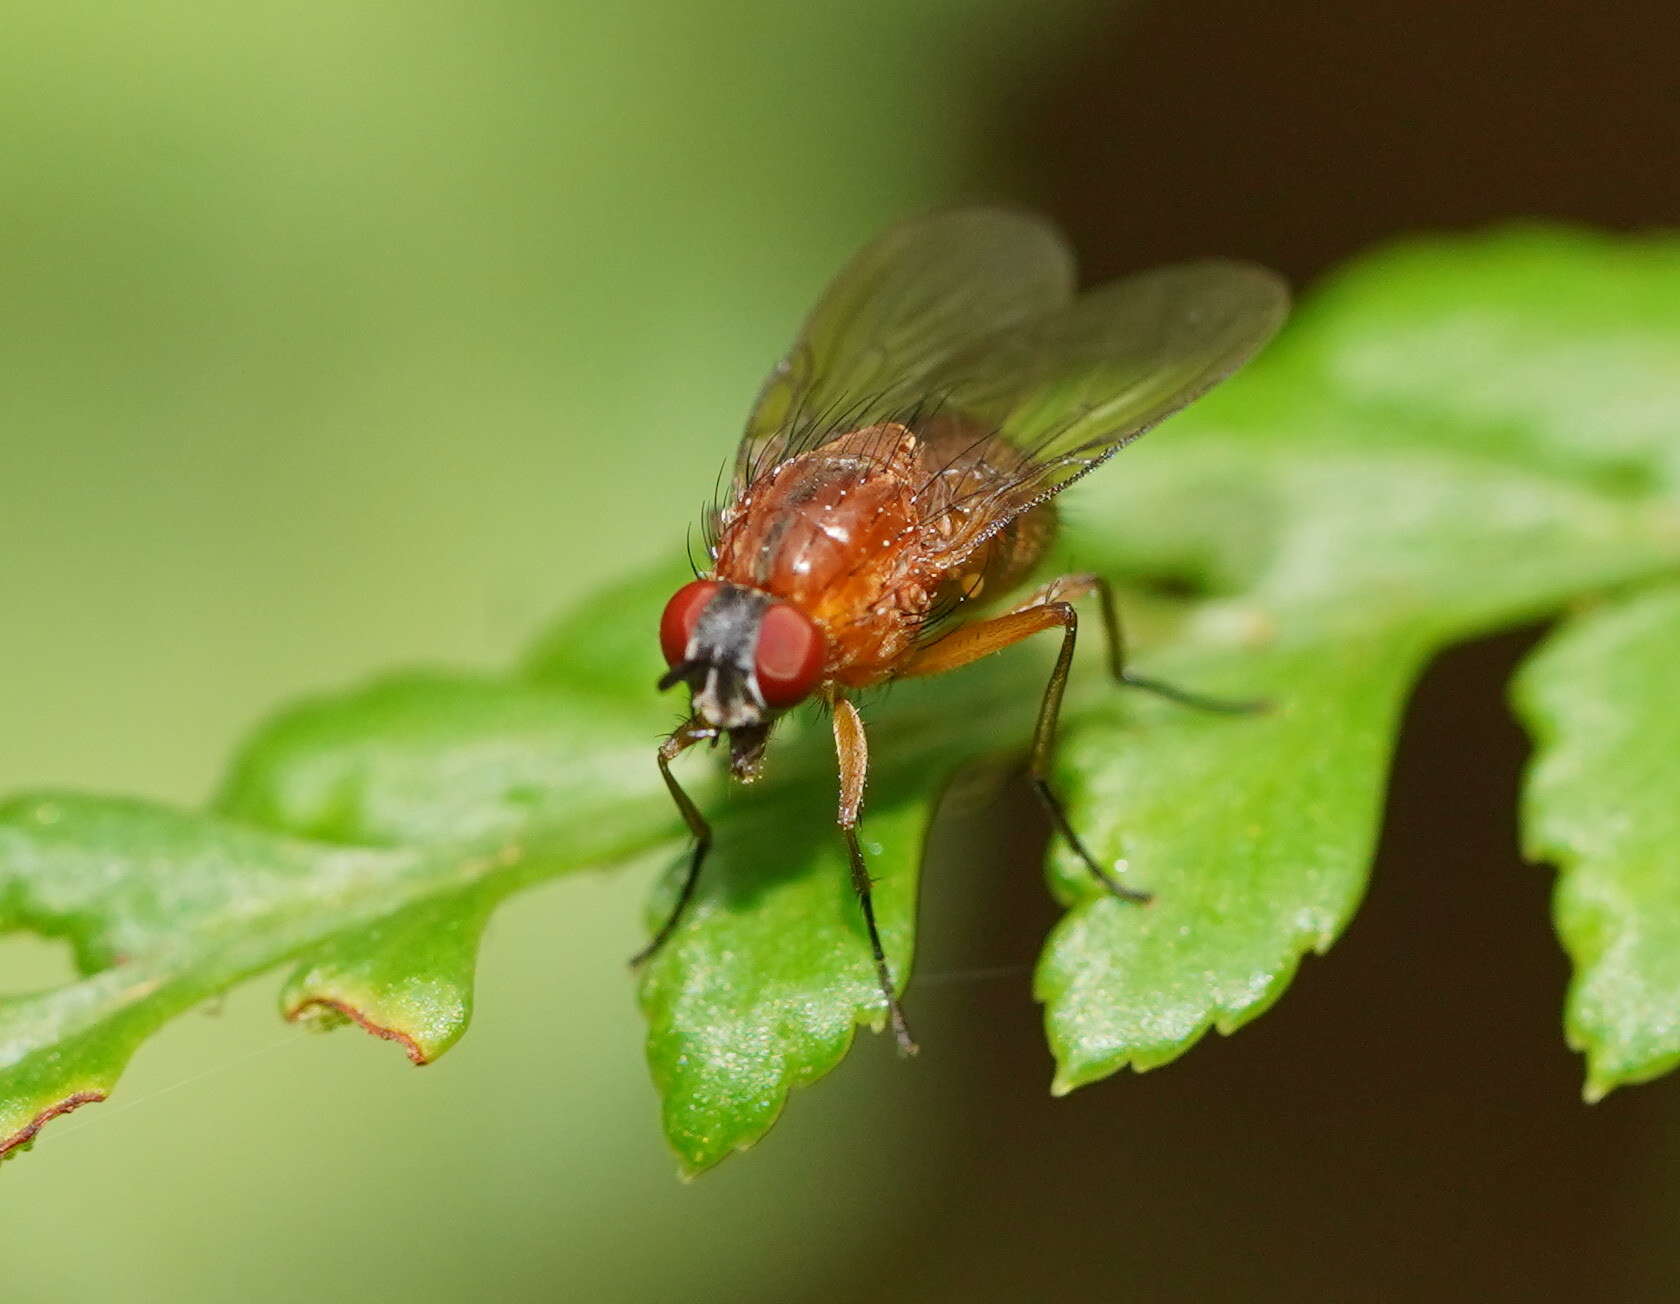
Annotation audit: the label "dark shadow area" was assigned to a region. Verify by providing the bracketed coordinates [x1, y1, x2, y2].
[1002, 2, 1680, 285]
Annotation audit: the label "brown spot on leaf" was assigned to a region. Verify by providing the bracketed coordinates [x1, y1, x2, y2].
[285, 996, 430, 1065]
[0, 1091, 107, 1159]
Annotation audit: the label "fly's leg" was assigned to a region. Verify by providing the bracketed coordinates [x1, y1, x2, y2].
[831, 695, 918, 1056]
[1022, 598, 1151, 904]
[1019, 573, 1267, 715]
[899, 575, 1266, 904]
[630, 717, 719, 968]
[899, 595, 1148, 905]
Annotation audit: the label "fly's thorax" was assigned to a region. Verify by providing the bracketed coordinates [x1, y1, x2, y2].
[711, 420, 1065, 687]
[714, 424, 929, 655]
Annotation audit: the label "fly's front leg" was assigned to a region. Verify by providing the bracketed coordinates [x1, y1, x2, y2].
[831, 694, 917, 1056]
[630, 716, 719, 968]
[1016, 573, 1266, 715]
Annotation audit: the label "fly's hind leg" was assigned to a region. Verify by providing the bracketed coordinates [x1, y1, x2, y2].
[831, 694, 917, 1056]
[899, 591, 1148, 906]
[1017, 573, 1267, 715]
[900, 574, 1264, 905]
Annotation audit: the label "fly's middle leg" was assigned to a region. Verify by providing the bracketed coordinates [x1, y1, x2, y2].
[831, 694, 918, 1056]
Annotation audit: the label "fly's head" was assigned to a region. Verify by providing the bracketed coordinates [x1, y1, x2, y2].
[658, 580, 825, 765]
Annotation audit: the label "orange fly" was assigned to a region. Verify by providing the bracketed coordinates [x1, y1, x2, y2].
[645, 209, 1288, 1053]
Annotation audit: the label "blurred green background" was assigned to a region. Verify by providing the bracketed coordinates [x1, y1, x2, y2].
[3, 2, 1678, 1300]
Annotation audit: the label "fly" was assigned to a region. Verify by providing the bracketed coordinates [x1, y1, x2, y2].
[643, 208, 1289, 1054]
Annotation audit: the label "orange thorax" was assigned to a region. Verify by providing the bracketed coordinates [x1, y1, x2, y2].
[713, 425, 930, 685]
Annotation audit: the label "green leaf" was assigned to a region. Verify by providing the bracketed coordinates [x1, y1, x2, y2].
[1026, 227, 1680, 1091]
[1035, 430, 1680, 1086]
[1514, 583, 1680, 1100]
[278, 889, 497, 1064]
[0, 795, 427, 1159]
[9, 225, 1680, 1170]
[635, 661, 1031, 1174]
[1040, 632, 1426, 1088]
[637, 764, 928, 1177]
[1256, 225, 1680, 493]
[218, 671, 667, 855]
[216, 669, 689, 1056]
[1, 671, 684, 1157]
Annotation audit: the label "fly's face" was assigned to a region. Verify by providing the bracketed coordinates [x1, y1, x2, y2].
[658, 580, 825, 734]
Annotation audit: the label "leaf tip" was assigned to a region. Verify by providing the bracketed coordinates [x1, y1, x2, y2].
[1048, 1056, 1120, 1097]
[674, 1156, 709, 1183]
[669, 1132, 742, 1180]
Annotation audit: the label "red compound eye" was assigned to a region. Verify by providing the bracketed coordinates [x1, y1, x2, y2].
[754, 601, 825, 709]
[660, 580, 719, 668]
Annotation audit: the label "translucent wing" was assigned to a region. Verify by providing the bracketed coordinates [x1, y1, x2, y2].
[925, 259, 1289, 540]
[737, 208, 1075, 488]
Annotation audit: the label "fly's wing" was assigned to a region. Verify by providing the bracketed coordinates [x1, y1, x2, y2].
[924, 259, 1290, 553]
[736, 209, 1076, 490]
